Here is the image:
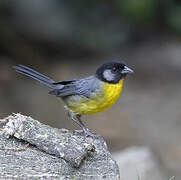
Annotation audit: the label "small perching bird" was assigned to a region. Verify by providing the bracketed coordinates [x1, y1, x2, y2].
[13, 60, 133, 136]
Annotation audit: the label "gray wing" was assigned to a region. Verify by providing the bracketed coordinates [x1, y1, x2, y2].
[74, 76, 101, 98]
[49, 76, 101, 98]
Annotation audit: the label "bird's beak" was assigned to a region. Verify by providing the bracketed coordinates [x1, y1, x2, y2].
[122, 66, 134, 74]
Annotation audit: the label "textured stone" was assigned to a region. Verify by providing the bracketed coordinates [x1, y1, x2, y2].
[0, 113, 120, 180]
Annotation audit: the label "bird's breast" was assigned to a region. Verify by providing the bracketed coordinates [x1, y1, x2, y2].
[99, 79, 124, 111]
[65, 79, 124, 115]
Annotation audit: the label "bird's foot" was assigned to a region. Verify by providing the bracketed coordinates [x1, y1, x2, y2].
[73, 129, 84, 134]
[64, 106, 98, 137]
[83, 128, 98, 137]
[73, 128, 98, 137]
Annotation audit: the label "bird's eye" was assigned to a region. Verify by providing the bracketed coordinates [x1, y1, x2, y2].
[112, 67, 117, 72]
[120, 64, 125, 69]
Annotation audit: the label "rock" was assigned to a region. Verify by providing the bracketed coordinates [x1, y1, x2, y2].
[2, 113, 95, 168]
[113, 147, 166, 180]
[0, 113, 120, 180]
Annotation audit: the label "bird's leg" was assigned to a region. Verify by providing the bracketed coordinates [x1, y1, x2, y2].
[76, 115, 97, 137]
[64, 106, 97, 137]
[64, 106, 84, 132]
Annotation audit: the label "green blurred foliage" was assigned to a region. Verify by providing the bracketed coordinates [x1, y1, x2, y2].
[168, 5, 181, 34]
[116, 0, 157, 22]
[0, 0, 181, 60]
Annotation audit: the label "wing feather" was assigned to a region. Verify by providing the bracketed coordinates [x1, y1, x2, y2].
[49, 76, 100, 98]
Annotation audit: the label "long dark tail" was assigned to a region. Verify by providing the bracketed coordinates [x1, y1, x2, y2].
[12, 65, 57, 88]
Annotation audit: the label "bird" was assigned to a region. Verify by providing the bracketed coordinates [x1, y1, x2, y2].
[12, 61, 133, 136]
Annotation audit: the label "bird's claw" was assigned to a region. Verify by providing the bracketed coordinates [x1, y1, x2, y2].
[83, 128, 98, 137]
[73, 129, 84, 133]
[73, 128, 98, 137]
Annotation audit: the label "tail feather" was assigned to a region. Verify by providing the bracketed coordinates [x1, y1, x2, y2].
[12, 65, 56, 88]
[18, 65, 54, 83]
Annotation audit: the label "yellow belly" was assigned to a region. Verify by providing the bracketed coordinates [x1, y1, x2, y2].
[67, 79, 124, 115]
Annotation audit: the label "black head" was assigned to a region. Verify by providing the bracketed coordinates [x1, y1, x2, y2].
[96, 61, 133, 84]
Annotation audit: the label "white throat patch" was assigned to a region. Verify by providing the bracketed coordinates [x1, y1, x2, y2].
[103, 69, 115, 81]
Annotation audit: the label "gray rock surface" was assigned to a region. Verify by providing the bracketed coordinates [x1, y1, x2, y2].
[0, 113, 120, 180]
[2, 113, 95, 168]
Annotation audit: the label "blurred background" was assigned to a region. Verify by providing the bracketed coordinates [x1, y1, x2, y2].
[0, 0, 181, 178]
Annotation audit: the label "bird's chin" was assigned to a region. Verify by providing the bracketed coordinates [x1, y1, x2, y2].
[121, 73, 127, 79]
